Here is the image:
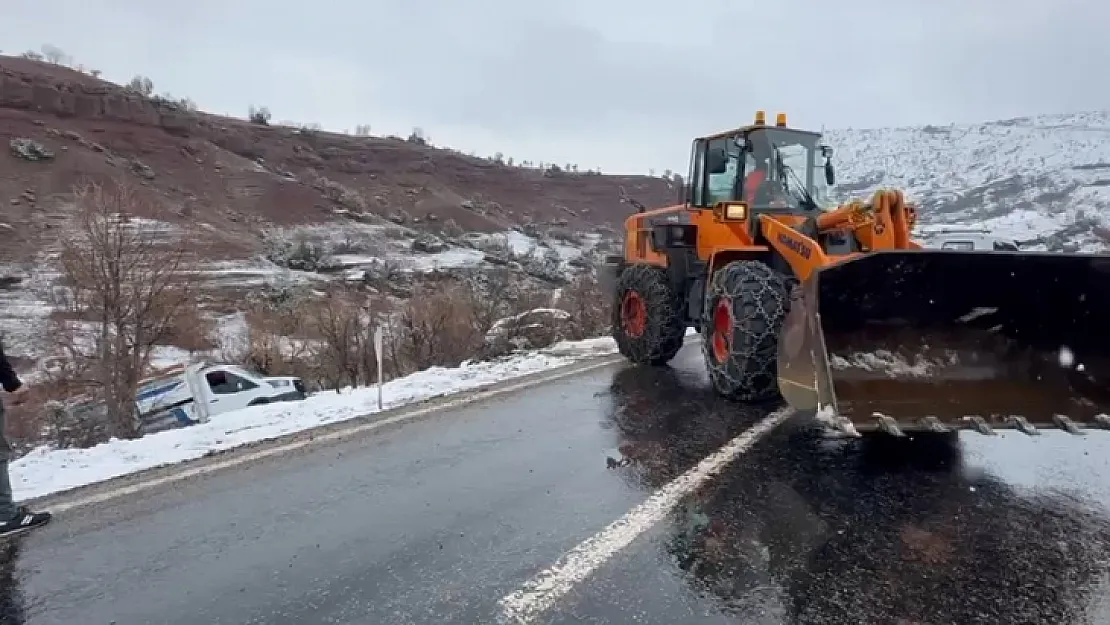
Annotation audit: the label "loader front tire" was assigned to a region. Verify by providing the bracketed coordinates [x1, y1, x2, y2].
[612, 264, 686, 366]
[702, 260, 792, 401]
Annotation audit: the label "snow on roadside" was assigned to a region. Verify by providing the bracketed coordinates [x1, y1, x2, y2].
[11, 330, 693, 501]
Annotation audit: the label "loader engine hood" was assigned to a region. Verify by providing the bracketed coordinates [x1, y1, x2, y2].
[778, 249, 1110, 434]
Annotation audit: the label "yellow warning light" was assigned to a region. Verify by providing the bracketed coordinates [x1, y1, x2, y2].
[754, 110, 766, 125]
[775, 113, 787, 127]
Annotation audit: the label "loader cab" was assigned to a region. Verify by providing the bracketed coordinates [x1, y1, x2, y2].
[687, 113, 838, 218]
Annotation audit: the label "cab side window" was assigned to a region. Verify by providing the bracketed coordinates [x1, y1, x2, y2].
[206, 371, 259, 394]
[687, 139, 707, 207]
[705, 137, 735, 206]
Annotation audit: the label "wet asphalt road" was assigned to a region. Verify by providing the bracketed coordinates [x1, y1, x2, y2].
[4, 345, 1110, 624]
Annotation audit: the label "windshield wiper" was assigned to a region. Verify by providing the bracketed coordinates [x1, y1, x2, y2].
[772, 143, 818, 211]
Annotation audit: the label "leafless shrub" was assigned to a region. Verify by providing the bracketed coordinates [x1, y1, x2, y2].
[161, 294, 216, 352]
[235, 298, 316, 382]
[557, 273, 609, 340]
[521, 247, 566, 283]
[40, 44, 69, 65]
[474, 235, 513, 257]
[392, 283, 482, 370]
[43, 179, 198, 441]
[463, 267, 515, 335]
[310, 286, 381, 390]
[127, 75, 154, 96]
[546, 227, 582, 245]
[460, 267, 551, 335]
[330, 230, 386, 256]
[306, 173, 369, 213]
[262, 231, 338, 272]
[382, 226, 409, 240]
[249, 105, 272, 125]
[440, 219, 465, 238]
[361, 258, 410, 297]
[42, 396, 109, 450]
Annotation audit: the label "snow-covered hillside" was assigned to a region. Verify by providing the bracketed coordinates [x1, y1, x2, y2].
[827, 110, 1110, 251]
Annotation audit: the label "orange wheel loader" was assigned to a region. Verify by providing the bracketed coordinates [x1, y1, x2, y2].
[603, 110, 1110, 437]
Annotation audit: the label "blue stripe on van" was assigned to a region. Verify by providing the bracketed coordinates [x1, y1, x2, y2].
[136, 380, 183, 402]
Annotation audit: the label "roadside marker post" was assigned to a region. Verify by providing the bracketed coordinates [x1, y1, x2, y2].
[374, 325, 384, 411]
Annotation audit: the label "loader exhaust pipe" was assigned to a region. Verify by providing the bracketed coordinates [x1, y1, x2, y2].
[778, 250, 1110, 434]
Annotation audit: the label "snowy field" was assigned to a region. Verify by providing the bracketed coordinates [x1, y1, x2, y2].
[11, 331, 695, 501]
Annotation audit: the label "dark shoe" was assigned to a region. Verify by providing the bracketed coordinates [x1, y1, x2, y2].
[0, 506, 51, 537]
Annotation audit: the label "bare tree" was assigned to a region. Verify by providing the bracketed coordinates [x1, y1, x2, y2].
[249, 105, 272, 125]
[127, 75, 154, 96]
[464, 267, 515, 336]
[236, 306, 314, 381]
[40, 44, 67, 65]
[49, 180, 197, 439]
[394, 283, 479, 371]
[312, 286, 379, 390]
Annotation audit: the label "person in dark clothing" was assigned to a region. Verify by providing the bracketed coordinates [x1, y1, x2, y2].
[0, 340, 51, 536]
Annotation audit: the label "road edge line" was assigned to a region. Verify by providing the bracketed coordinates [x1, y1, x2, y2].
[497, 405, 795, 624]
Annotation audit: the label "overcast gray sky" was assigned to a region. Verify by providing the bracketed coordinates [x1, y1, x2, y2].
[3, 0, 1107, 173]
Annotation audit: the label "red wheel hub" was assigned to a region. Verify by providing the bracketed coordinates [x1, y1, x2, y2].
[621, 291, 648, 338]
[711, 298, 733, 363]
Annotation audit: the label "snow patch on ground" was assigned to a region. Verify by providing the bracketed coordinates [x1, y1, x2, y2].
[191, 259, 325, 288]
[505, 230, 540, 255]
[10, 330, 694, 501]
[401, 248, 486, 272]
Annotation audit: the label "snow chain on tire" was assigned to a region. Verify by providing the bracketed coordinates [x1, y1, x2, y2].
[612, 264, 686, 366]
[702, 260, 796, 400]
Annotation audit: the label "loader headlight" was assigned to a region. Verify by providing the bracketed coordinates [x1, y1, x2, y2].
[715, 201, 748, 221]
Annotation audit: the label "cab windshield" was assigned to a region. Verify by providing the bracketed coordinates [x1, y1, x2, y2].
[743, 128, 836, 211]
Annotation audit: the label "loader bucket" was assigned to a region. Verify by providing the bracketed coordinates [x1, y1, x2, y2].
[777, 249, 1110, 435]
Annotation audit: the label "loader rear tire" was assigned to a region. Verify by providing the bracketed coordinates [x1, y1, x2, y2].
[612, 264, 686, 366]
[702, 260, 793, 401]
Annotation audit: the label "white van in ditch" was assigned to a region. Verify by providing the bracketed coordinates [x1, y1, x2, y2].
[136, 363, 306, 430]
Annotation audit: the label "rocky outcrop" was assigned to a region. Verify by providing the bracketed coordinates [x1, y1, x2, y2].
[0, 63, 201, 136]
[482, 308, 574, 358]
[9, 138, 53, 161]
[411, 233, 448, 253]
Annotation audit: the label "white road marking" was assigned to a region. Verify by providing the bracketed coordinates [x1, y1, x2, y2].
[497, 406, 796, 624]
[44, 354, 633, 515]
